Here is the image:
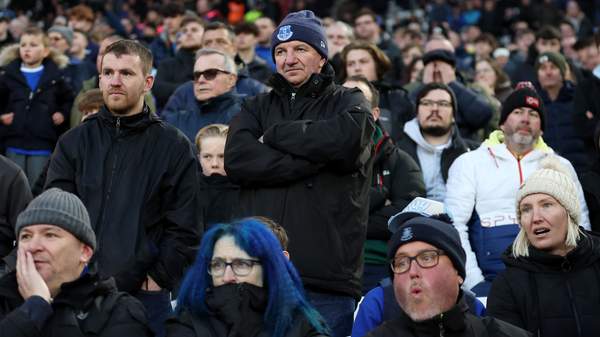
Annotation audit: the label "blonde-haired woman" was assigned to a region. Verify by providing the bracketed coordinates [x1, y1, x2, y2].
[488, 156, 600, 337]
[195, 124, 239, 229]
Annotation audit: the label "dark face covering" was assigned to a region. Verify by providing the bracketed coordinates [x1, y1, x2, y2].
[206, 283, 268, 337]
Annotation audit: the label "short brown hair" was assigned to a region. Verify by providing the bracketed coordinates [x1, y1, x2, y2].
[204, 22, 235, 43]
[354, 8, 377, 24]
[78, 89, 104, 113]
[180, 15, 205, 30]
[252, 216, 289, 250]
[234, 22, 259, 36]
[340, 41, 391, 81]
[103, 39, 153, 75]
[345, 75, 380, 108]
[68, 4, 95, 22]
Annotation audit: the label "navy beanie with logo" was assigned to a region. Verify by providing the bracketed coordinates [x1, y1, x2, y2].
[271, 10, 328, 62]
[387, 215, 466, 279]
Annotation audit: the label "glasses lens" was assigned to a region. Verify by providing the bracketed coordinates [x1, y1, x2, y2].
[194, 69, 222, 81]
[231, 259, 253, 276]
[208, 259, 225, 275]
[417, 251, 439, 268]
[391, 257, 410, 274]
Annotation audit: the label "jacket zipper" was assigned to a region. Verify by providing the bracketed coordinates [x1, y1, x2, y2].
[566, 281, 583, 337]
[98, 117, 122, 252]
[438, 313, 445, 337]
[516, 154, 524, 184]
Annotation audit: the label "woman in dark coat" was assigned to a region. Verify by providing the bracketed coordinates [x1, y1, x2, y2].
[166, 219, 330, 337]
[487, 156, 600, 337]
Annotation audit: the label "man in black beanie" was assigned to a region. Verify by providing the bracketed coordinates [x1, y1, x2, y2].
[365, 213, 530, 337]
[0, 188, 152, 336]
[225, 10, 375, 337]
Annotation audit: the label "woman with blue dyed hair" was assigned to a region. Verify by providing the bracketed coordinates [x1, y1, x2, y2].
[166, 218, 330, 337]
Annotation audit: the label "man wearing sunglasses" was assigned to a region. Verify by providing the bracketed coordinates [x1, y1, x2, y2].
[225, 10, 375, 337]
[364, 213, 529, 337]
[162, 48, 242, 142]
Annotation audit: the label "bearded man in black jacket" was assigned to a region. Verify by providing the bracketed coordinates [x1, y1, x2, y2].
[224, 10, 375, 337]
[45, 40, 201, 337]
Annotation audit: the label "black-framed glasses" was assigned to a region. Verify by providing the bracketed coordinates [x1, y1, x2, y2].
[390, 250, 445, 274]
[208, 258, 261, 277]
[419, 99, 452, 109]
[193, 68, 231, 81]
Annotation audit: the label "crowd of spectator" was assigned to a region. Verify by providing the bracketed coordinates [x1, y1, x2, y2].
[2, 0, 600, 337]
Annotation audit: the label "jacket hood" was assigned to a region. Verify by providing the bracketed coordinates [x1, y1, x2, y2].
[403, 118, 453, 153]
[0, 43, 69, 69]
[502, 230, 600, 273]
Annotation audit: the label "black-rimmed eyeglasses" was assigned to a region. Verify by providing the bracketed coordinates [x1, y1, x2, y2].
[208, 258, 261, 277]
[419, 99, 452, 109]
[390, 250, 445, 274]
[193, 68, 231, 81]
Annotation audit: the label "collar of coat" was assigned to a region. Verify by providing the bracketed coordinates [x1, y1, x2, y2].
[406, 293, 469, 334]
[0, 271, 115, 311]
[268, 62, 335, 98]
[88, 103, 160, 132]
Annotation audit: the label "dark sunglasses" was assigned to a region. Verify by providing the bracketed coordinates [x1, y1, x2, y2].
[193, 68, 231, 81]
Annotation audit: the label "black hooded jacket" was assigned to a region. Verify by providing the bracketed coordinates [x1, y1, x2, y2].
[45, 105, 202, 293]
[488, 231, 600, 337]
[0, 272, 152, 336]
[224, 63, 375, 299]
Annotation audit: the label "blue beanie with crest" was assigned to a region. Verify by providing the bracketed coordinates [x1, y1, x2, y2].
[271, 10, 328, 62]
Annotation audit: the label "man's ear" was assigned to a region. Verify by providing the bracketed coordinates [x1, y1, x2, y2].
[144, 74, 155, 93]
[80, 244, 94, 264]
[319, 57, 326, 69]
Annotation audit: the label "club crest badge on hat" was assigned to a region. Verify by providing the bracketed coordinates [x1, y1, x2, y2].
[320, 40, 326, 48]
[277, 25, 293, 41]
[525, 96, 539, 108]
[401, 227, 413, 241]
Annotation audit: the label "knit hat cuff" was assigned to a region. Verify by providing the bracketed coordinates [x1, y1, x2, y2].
[271, 18, 328, 61]
[16, 208, 96, 250]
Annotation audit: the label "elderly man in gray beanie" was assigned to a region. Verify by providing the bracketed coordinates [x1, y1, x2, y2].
[225, 10, 375, 337]
[0, 188, 152, 336]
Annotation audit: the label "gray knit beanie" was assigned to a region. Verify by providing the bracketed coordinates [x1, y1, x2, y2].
[48, 25, 74, 47]
[16, 188, 96, 250]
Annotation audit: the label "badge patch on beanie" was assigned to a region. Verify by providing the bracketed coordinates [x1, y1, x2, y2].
[525, 96, 539, 108]
[401, 227, 413, 241]
[277, 25, 293, 41]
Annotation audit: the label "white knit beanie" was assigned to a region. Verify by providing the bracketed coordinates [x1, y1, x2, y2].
[516, 155, 580, 225]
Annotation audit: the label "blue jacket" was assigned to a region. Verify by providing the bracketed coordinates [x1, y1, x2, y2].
[236, 66, 269, 97]
[162, 82, 242, 142]
[352, 281, 486, 337]
[537, 81, 588, 174]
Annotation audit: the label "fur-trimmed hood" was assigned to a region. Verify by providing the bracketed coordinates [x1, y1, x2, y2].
[0, 43, 69, 69]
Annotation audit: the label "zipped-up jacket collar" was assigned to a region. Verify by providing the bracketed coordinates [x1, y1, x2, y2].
[91, 104, 160, 134]
[269, 62, 335, 99]
[408, 294, 469, 336]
